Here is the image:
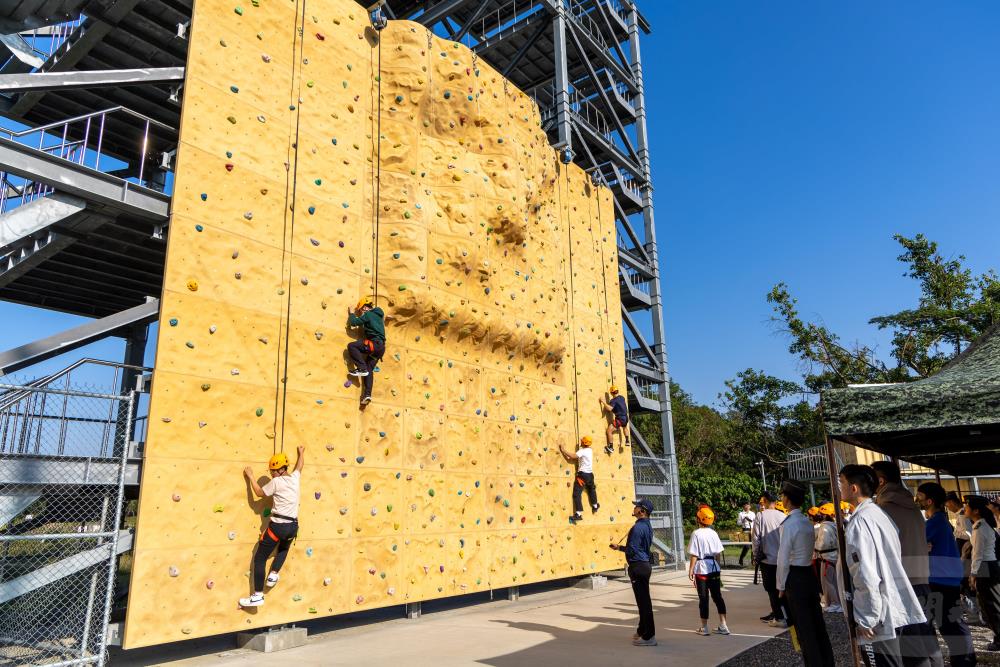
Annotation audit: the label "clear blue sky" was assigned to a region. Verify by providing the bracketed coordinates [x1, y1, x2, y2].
[645, 1, 1000, 406]
[2, 2, 999, 405]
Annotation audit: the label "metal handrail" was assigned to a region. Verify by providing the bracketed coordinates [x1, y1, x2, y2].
[0, 106, 175, 138]
[0, 359, 150, 412]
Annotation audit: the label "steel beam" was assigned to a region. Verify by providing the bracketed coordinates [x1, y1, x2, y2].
[0, 530, 133, 604]
[0, 455, 141, 487]
[454, 0, 491, 41]
[552, 10, 572, 152]
[0, 137, 170, 220]
[0, 298, 159, 375]
[500, 19, 548, 79]
[0, 67, 185, 94]
[412, 0, 473, 28]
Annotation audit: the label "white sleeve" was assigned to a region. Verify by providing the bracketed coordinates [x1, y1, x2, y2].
[847, 521, 885, 630]
[776, 523, 791, 590]
[972, 525, 984, 575]
[261, 479, 275, 497]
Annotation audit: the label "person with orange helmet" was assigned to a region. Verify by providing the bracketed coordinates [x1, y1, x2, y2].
[559, 436, 599, 523]
[599, 385, 630, 454]
[814, 502, 842, 613]
[689, 505, 730, 636]
[239, 446, 305, 608]
[346, 296, 386, 406]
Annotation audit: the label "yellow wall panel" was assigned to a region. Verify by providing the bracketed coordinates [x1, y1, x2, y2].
[124, 0, 633, 648]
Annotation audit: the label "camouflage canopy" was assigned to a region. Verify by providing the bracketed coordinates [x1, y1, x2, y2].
[822, 324, 1000, 476]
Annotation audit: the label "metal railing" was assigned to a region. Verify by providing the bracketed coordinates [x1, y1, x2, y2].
[632, 455, 680, 568]
[0, 383, 134, 666]
[16, 16, 87, 63]
[787, 444, 845, 483]
[0, 107, 175, 215]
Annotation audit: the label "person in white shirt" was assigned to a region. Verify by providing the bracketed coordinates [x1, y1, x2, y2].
[839, 464, 927, 667]
[814, 503, 842, 613]
[240, 446, 304, 608]
[688, 505, 729, 636]
[965, 495, 1000, 652]
[752, 491, 788, 626]
[559, 436, 599, 523]
[738, 502, 756, 566]
[777, 480, 834, 666]
[945, 491, 978, 620]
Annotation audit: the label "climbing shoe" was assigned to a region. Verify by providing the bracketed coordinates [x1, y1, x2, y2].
[266, 572, 279, 587]
[239, 592, 264, 608]
[569, 514, 582, 524]
[360, 395, 372, 405]
[591, 503, 600, 513]
[349, 369, 369, 378]
[604, 444, 614, 455]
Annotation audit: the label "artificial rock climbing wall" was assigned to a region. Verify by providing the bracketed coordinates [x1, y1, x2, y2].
[124, 0, 631, 648]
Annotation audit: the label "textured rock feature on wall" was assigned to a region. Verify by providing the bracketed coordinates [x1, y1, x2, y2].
[123, 0, 630, 648]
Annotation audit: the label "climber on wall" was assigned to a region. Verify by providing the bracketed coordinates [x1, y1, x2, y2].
[599, 385, 630, 454]
[559, 436, 600, 523]
[239, 446, 304, 608]
[346, 297, 386, 406]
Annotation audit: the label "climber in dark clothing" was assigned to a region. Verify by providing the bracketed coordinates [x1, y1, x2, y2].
[599, 385, 630, 454]
[346, 297, 386, 405]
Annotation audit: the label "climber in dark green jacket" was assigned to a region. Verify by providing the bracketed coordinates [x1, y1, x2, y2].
[346, 297, 386, 405]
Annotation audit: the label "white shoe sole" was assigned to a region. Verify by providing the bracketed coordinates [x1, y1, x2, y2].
[349, 371, 369, 377]
[240, 598, 264, 607]
[266, 577, 279, 588]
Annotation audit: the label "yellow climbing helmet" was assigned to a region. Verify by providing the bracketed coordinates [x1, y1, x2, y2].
[696, 506, 715, 526]
[356, 296, 375, 311]
[819, 502, 835, 517]
[775, 500, 786, 513]
[268, 452, 290, 470]
[807, 506, 820, 517]
[580, 436, 593, 446]
[609, 385, 619, 394]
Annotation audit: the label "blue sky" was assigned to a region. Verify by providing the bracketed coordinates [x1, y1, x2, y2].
[645, 1, 1000, 406]
[2, 2, 999, 405]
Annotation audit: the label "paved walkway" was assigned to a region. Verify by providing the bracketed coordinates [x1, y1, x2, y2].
[115, 570, 790, 667]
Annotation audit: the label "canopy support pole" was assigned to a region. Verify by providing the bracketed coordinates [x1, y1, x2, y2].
[935, 469, 942, 485]
[825, 434, 863, 667]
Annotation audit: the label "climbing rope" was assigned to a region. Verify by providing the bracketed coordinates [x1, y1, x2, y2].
[369, 28, 384, 305]
[593, 177, 617, 385]
[272, 0, 310, 454]
[559, 170, 582, 445]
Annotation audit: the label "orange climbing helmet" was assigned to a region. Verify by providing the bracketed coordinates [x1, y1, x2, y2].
[819, 502, 836, 517]
[580, 436, 593, 447]
[609, 385, 619, 395]
[268, 452, 290, 471]
[807, 506, 820, 518]
[775, 501, 787, 513]
[696, 506, 715, 526]
[356, 296, 374, 311]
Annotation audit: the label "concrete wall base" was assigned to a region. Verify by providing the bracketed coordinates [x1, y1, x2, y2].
[236, 626, 307, 653]
[574, 575, 608, 590]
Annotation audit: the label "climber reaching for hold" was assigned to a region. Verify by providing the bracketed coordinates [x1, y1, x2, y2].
[559, 436, 600, 523]
[599, 386, 630, 454]
[239, 446, 304, 609]
[346, 297, 386, 406]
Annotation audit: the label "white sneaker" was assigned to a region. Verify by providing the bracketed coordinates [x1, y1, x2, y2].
[349, 369, 369, 377]
[696, 627, 710, 636]
[632, 637, 657, 646]
[239, 592, 264, 607]
[715, 625, 730, 635]
[768, 618, 787, 628]
[266, 572, 279, 587]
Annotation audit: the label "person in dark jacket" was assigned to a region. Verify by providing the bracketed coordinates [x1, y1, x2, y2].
[611, 498, 656, 646]
[346, 297, 386, 405]
[599, 385, 630, 454]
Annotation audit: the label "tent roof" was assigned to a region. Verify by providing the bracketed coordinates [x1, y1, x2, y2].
[822, 323, 1000, 476]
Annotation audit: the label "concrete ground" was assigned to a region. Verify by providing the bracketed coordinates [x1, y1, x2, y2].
[113, 569, 790, 667]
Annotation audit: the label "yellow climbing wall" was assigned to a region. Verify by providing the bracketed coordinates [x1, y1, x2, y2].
[123, 0, 631, 648]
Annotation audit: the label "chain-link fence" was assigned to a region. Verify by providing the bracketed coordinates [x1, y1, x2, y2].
[632, 455, 681, 569]
[0, 382, 134, 666]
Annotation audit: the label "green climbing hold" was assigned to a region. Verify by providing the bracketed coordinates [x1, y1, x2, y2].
[398, 285, 407, 291]
[443, 91, 451, 99]
[435, 258, 443, 265]
[255, 407, 264, 417]
[168, 318, 178, 326]
[395, 95, 404, 103]
[230, 85, 239, 93]
[428, 489, 435, 497]
[226, 115, 237, 124]
[234, 6, 243, 15]
[403, 211, 411, 219]
[392, 253, 400, 259]
[314, 178, 322, 186]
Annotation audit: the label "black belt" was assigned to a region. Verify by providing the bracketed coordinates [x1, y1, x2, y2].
[816, 547, 838, 554]
[271, 512, 298, 522]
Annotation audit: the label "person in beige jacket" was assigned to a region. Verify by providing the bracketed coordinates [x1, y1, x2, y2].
[871, 461, 942, 667]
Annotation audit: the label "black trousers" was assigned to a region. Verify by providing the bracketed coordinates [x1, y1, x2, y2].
[976, 573, 1000, 638]
[628, 561, 655, 640]
[738, 530, 751, 565]
[252, 520, 297, 591]
[760, 562, 787, 620]
[926, 583, 974, 667]
[696, 571, 726, 620]
[897, 583, 944, 667]
[784, 565, 834, 667]
[347, 338, 384, 398]
[862, 637, 903, 667]
[572, 471, 598, 514]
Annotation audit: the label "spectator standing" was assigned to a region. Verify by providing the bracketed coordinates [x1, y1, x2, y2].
[610, 498, 657, 646]
[839, 464, 927, 667]
[688, 506, 730, 636]
[966, 495, 1000, 652]
[777, 480, 835, 666]
[871, 461, 943, 667]
[753, 491, 788, 627]
[815, 503, 842, 613]
[947, 491, 979, 620]
[738, 502, 756, 567]
[915, 482, 974, 667]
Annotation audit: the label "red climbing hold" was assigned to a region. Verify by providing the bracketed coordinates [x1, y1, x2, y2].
[316, 33, 325, 40]
[225, 163, 234, 172]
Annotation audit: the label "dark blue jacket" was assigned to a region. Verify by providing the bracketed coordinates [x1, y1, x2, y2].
[610, 395, 628, 422]
[624, 517, 652, 563]
[926, 511, 963, 587]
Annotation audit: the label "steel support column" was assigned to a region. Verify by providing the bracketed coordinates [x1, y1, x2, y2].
[551, 9, 572, 153]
